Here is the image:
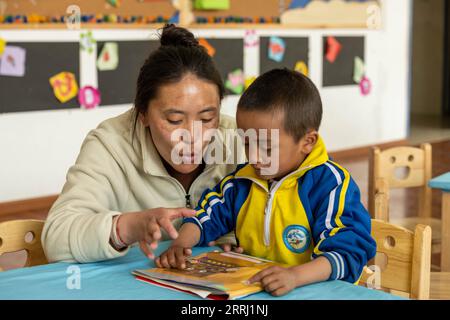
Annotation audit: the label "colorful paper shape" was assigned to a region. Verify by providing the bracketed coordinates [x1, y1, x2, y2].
[294, 61, 309, 76]
[325, 36, 342, 63]
[198, 38, 216, 57]
[80, 30, 96, 54]
[194, 0, 230, 10]
[288, 0, 312, 9]
[225, 69, 245, 95]
[0, 38, 6, 56]
[359, 76, 372, 96]
[245, 76, 256, 89]
[107, 0, 121, 8]
[49, 72, 79, 103]
[244, 30, 259, 48]
[0, 46, 26, 77]
[97, 42, 119, 71]
[169, 10, 180, 24]
[353, 56, 365, 83]
[268, 36, 286, 63]
[78, 86, 101, 109]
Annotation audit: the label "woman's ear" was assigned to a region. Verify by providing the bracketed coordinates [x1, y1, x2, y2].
[300, 130, 319, 154]
[138, 112, 148, 127]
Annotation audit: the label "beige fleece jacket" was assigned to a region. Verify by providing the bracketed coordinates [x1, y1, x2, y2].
[42, 108, 244, 263]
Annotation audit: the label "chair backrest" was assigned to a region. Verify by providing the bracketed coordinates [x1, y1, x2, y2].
[0, 219, 48, 270]
[368, 144, 432, 219]
[360, 219, 431, 299]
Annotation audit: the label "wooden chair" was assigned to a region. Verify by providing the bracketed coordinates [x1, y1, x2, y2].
[0, 220, 48, 271]
[368, 144, 443, 266]
[360, 219, 432, 300]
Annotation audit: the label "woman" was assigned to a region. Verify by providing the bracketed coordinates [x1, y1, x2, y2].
[42, 25, 244, 263]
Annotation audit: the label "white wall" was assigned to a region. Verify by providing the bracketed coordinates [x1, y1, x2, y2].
[0, 0, 412, 202]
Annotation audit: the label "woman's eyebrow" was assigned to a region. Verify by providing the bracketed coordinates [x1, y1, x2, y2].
[164, 108, 185, 115]
[198, 107, 217, 114]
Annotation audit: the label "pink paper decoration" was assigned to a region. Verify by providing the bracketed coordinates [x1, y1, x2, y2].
[359, 76, 372, 96]
[78, 86, 101, 109]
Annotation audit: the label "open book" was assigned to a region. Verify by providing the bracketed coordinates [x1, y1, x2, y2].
[133, 251, 279, 300]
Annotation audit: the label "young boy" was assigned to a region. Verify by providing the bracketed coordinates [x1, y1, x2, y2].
[156, 69, 376, 296]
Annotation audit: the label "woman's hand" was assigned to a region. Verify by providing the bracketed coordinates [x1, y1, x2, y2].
[155, 246, 192, 269]
[117, 207, 196, 259]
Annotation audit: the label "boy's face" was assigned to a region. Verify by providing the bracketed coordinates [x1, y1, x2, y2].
[236, 109, 318, 181]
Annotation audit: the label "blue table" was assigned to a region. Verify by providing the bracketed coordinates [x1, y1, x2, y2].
[429, 172, 450, 192]
[0, 241, 401, 300]
[429, 172, 450, 271]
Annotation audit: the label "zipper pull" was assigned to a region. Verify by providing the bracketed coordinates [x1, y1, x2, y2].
[185, 194, 192, 208]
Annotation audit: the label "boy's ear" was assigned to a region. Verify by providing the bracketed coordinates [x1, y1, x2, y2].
[300, 130, 319, 154]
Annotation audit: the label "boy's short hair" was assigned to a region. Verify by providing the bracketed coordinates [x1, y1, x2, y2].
[237, 68, 322, 142]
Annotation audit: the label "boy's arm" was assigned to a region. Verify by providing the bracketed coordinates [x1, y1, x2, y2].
[156, 223, 200, 269]
[157, 173, 239, 269]
[311, 165, 377, 283]
[248, 256, 332, 296]
[171, 222, 201, 248]
[183, 173, 238, 247]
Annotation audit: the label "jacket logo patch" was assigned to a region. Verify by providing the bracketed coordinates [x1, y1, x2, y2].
[283, 225, 311, 254]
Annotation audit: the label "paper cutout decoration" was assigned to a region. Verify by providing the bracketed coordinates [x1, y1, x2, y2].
[198, 38, 216, 57]
[244, 30, 259, 48]
[0, 38, 6, 56]
[288, 0, 311, 9]
[80, 30, 96, 54]
[245, 76, 256, 90]
[359, 76, 372, 96]
[294, 61, 309, 76]
[268, 36, 286, 63]
[325, 36, 342, 63]
[194, 0, 230, 10]
[78, 86, 101, 109]
[353, 56, 365, 83]
[0, 46, 26, 77]
[97, 42, 119, 71]
[169, 10, 180, 24]
[49, 72, 79, 103]
[107, 0, 121, 8]
[225, 69, 245, 95]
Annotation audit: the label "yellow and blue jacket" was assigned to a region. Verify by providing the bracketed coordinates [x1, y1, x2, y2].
[184, 137, 376, 283]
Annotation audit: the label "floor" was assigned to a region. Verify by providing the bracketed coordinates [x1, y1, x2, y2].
[0, 113, 449, 298]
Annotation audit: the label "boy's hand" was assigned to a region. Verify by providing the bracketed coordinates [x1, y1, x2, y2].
[155, 246, 192, 269]
[208, 241, 244, 254]
[248, 266, 298, 297]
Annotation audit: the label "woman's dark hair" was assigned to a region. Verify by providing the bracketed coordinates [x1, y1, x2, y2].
[132, 24, 224, 141]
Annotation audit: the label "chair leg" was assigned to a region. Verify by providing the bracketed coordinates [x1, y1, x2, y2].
[441, 192, 450, 272]
[419, 186, 433, 219]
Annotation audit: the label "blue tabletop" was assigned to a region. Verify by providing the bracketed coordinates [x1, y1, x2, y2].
[429, 172, 450, 192]
[0, 241, 402, 300]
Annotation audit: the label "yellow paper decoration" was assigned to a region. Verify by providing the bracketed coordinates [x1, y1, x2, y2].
[49, 72, 79, 103]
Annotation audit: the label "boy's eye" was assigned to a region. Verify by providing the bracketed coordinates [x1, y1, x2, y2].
[201, 118, 213, 123]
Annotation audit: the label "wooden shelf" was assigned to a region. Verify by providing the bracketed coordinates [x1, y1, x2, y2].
[0, 22, 369, 30]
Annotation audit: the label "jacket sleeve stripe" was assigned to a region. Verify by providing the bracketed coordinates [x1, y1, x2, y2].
[205, 182, 234, 216]
[327, 161, 351, 237]
[199, 175, 234, 209]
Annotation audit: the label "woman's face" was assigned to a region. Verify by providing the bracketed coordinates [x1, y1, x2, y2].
[141, 74, 221, 175]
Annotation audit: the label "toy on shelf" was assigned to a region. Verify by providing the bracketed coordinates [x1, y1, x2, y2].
[0, 14, 280, 26]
